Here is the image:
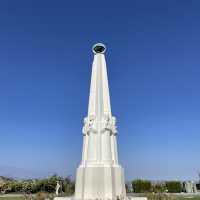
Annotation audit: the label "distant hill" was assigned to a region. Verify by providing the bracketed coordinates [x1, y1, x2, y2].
[0, 165, 55, 180]
[0, 176, 13, 181]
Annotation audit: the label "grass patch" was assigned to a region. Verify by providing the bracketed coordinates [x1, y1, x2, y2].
[177, 197, 200, 200]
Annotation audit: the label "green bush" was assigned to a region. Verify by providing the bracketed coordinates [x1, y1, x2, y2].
[165, 181, 182, 193]
[10, 181, 23, 192]
[152, 183, 167, 193]
[132, 179, 152, 193]
[63, 177, 75, 196]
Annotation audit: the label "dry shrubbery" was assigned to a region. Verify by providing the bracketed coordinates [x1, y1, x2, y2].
[35, 192, 54, 200]
[146, 193, 176, 200]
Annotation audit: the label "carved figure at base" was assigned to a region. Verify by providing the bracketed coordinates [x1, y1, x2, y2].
[55, 181, 61, 196]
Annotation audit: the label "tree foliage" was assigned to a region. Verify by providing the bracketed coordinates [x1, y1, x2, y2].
[0, 175, 74, 195]
[152, 183, 167, 193]
[132, 179, 152, 193]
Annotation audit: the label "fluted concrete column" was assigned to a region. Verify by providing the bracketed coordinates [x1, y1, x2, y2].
[75, 43, 126, 200]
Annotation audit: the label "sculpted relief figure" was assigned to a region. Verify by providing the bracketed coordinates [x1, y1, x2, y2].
[101, 115, 117, 135]
[82, 115, 97, 135]
[111, 116, 118, 135]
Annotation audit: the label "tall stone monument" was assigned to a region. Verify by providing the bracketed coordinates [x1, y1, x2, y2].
[75, 43, 126, 200]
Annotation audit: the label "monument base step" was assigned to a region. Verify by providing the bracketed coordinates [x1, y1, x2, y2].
[54, 196, 147, 200]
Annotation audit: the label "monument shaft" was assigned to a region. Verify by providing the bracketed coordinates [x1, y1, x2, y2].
[75, 44, 126, 200]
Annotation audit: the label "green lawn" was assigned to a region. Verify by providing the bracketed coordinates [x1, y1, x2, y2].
[177, 197, 200, 200]
[0, 194, 200, 200]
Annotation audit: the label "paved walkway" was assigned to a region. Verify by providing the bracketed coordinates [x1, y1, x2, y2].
[0, 194, 24, 197]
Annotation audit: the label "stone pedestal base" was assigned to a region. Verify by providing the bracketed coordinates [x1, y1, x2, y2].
[75, 164, 126, 200]
[54, 198, 73, 200]
[54, 196, 147, 200]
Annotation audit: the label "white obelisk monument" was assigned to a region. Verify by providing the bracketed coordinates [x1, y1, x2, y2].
[75, 43, 126, 200]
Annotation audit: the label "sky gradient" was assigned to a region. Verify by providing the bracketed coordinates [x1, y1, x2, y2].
[0, 0, 200, 181]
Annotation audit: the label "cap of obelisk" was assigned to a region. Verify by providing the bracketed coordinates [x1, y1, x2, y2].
[92, 43, 106, 54]
[75, 43, 126, 200]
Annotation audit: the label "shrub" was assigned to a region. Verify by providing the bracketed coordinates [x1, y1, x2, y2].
[10, 181, 23, 192]
[35, 192, 50, 200]
[62, 177, 75, 196]
[0, 175, 74, 195]
[0, 182, 12, 194]
[152, 183, 167, 193]
[146, 193, 176, 200]
[132, 179, 152, 193]
[165, 181, 182, 193]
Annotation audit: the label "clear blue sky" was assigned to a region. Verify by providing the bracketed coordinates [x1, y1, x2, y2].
[0, 0, 200, 181]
